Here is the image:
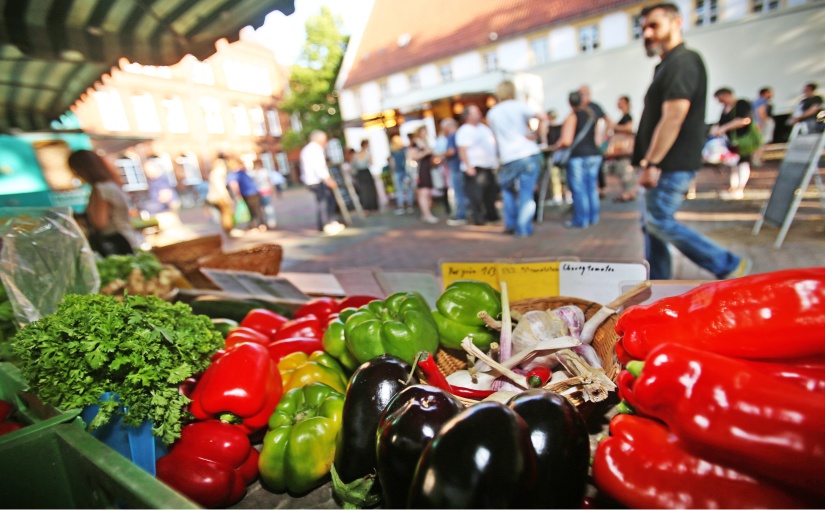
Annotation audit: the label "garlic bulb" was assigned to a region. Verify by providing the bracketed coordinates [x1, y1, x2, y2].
[550, 306, 585, 339]
[446, 370, 496, 390]
[512, 310, 569, 354]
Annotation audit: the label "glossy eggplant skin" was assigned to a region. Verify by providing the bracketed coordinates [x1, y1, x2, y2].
[507, 389, 590, 509]
[376, 385, 465, 508]
[333, 355, 418, 484]
[407, 402, 538, 509]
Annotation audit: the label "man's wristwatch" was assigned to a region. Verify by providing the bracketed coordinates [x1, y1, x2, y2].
[641, 159, 660, 169]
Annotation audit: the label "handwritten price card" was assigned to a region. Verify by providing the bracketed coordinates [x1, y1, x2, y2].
[441, 261, 560, 300]
[497, 262, 560, 301]
[559, 262, 648, 305]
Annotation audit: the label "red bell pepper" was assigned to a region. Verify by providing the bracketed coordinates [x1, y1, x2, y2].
[0, 400, 12, 421]
[271, 315, 323, 341]
[0, 421, 23, 436]
[614, 338, 636, 366]
[240, 308, 289, 339]
[335, 295, 381, 313]
[616, 267, 825, 361]
[631, 343, 825, 500]
[294, 297, 338, 323]
[189, 342, 283, 434]
[593, 414, 814, 509]
[267, 337, 325, 365]
[224, 326, 270, 350]
[156, 420, 259, 508]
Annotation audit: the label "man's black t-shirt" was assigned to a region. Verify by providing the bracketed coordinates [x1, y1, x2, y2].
[618, 113, 632, 126]
[633, 43, 707, 171]
[719, 99, 752, 138]
[800, 95, 823, 121]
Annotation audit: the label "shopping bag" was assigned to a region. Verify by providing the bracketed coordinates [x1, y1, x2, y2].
[234, 199, 251, 225]
[728, 122, 761, 157]
[604, 132, 635, 159]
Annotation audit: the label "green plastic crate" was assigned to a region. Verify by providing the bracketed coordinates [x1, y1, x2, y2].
[0, 362, 84, 445]
[0, 422, 199, 509]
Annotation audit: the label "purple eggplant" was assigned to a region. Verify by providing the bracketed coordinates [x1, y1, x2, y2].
[507, 389, 590, 509]
[407, 402, 538, 509]
[332, 355, 417, 508]
[376, 385, 465, 508]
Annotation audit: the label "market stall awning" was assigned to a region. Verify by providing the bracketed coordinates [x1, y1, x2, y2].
[0, 0, 295, 132]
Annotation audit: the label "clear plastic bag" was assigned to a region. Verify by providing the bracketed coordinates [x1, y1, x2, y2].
[0, 207, 100, 325]
[702, 136, 740, 166]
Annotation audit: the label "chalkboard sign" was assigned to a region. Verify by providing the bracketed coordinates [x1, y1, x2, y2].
[753, 131, 825, 247]
[328, 164, 355, 211]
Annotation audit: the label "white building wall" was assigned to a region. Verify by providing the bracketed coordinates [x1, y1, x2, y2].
[549, 26, 577, 61]
[722, 0, 748, 21]
[451, 51, 483, 80]
[497, 38, 530, 71]
[339, 90, 359, 121]
[674, 0, 693, 30]
[388, 73, 409, 97]
[419, 64, 440, 88]
[601, 12, 630, 49]
[359, 82, 382, 116]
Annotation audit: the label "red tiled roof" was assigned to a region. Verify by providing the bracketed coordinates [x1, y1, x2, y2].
[343, 0, 640, 88]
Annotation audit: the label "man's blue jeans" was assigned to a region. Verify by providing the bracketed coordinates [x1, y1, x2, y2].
[499, 154, 540, 236]
[393, 171, 414, 209]
[449, 166, 467, 220]
[567, 155, 602, 227]
[642, 170, 741, 279]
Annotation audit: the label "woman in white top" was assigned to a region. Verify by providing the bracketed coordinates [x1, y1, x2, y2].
[68, 150, 142, 255]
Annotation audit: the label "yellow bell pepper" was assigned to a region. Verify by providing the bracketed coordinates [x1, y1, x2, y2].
[277, 350, 348, 393]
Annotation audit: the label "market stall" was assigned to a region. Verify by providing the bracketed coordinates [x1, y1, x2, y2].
[1, 205, 822, 509]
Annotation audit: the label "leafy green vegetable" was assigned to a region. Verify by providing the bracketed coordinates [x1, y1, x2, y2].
[97, 251, 164, 287]
[0, 280, 17, 359]
[12, 293, 224, 444]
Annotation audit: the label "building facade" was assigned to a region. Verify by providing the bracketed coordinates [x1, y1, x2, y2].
[337, 0, 825, 165]
[72, 28, 294, 207]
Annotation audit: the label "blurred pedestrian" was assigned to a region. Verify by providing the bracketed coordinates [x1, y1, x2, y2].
[605, 96, 637, 202]
[250, 162, 277, 229]
[68, 150, 142, 255]
[439, 118, 467, 225]
[710, 87, 754, 200]
[206, 153, 235, 235]
[751, 87, 774, 167]
[142, 156, 181, 230]
[456, 105, 500, 226]
[300, 130, 344, 236]
[555, 91, 602, 229]
[789, 82, 823, 132]
[409, 126, 439, 224]
[633, 3, 748, 280]
[353, 140, 378, 212]
[226, 157, 263, 231]
[389, 134, 414, 214]
[579, 85, 610, 197]
[487, 80, 548, 236]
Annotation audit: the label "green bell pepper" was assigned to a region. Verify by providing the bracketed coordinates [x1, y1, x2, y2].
[259, 382, 345, 494]
[343, 292, 439, 365]
[322, 308, 360, 371]
[432, 280, 502, 350]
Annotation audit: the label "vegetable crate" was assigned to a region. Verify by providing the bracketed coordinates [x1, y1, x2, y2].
[0, 362, 82, 445]
[0, 422, 198, 509]
[152, 234, 223, 289]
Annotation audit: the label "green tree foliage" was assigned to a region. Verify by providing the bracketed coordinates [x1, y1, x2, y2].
[281, 6, 348, 150]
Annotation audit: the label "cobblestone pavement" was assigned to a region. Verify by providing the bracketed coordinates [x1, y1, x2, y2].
[163, 161, 825, 281]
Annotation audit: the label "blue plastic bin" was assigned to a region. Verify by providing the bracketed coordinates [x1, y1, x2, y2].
[80, 392, 168, 476]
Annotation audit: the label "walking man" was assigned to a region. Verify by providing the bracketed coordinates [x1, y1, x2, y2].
[456, 105, 500, 226]
[634, 3, 749, 280]
[440, 118, 467, 226]
[301, 130, 344, 236]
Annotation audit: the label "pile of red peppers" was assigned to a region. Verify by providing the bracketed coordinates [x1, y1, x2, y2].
[158, 296, 378, 508]
[594, 268, 825, 508]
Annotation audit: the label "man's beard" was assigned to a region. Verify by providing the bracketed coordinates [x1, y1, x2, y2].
[645, 39, 665, 58]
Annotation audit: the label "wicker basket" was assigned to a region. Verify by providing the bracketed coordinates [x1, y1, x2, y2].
[198, 244, 283, 276]
[435, 296, 621, 407]
[152, 235, 223, 289]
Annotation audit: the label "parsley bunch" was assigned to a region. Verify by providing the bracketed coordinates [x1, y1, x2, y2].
[12, 293, 224, 444]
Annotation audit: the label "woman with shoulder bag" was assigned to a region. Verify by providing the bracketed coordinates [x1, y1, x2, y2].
[68, 150, 142, 256]
[409, 126, 439, 223]
[605, 95, 637, 202]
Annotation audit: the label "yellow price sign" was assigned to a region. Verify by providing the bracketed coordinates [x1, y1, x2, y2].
[441, 261, 561, 301]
